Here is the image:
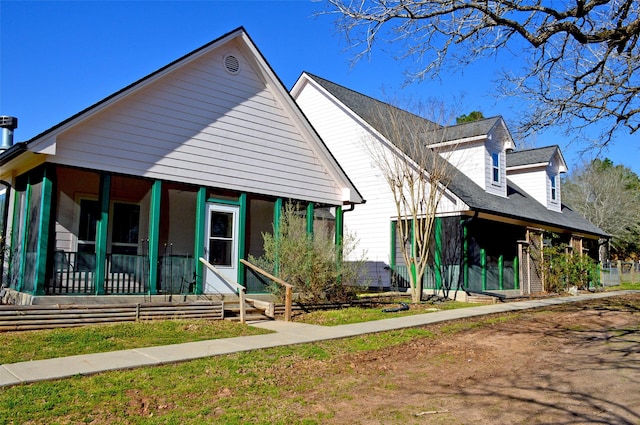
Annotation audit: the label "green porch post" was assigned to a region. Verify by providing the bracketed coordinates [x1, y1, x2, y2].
[238, 193, 247, 285]
[434, 217, 443, 291]
[306, 202, 314, 236]
[480, 248, 487, 291]
[17, 179, 31, 292]
[462, 220, 468, 290]
[498, 254, 504, 290]
[334, 206, 344, 283]
[273, 198, 282, 277]
[193, 187, 206, 294]
[95, 174, 111, 295]
[513, 255, 519, 290]
[7, 186, 21, 288]
[147, 180, 162, 295]
[34, 167, 53, 295]
[334, 206, 343, 249]
[390, 221, 396, 273]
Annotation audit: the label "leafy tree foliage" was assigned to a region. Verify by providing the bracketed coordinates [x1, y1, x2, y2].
[456, 111, 485, 124]
[325, 0, 640, 147]
[563, 159, 640, 257]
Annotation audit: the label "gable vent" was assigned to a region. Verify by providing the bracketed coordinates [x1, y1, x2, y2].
[223, 55, 240, 75]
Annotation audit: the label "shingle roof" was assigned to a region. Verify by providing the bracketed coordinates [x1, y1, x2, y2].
[506, 146, 559, 168]
[304, 73, 607, 237]
[433, 117, 502, 143]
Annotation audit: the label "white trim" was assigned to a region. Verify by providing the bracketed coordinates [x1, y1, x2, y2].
[506, 162, 549, 171]
[426, 135, 486, 148]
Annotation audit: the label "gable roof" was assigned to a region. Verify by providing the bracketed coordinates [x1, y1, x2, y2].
[507, 146, 568, 172]
[297, 72, 606, 237]
[433, 116, 503, 143]
[1, 29, 364, 205]
[301, 73, 442, 142]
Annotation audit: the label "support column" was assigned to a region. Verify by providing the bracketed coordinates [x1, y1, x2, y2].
[34, 166, 53, 295]
[498, 254, 504, 291]
[94, 173, 111, 295]
[238, 193, 247, 285]
[273, 198, 282, 277]
[193, 187, 206, 294]
[390, 220, 396, 272]
[306, 202, 314, 236]
[462, 220, 468, 290]
[480, 248, 487, 291]
[16, 178, 31, 292]
[434, 217, 442, 292]
[147, 180, 162, 295]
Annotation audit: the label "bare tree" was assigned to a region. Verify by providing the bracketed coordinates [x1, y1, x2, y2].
[563, 158, 640, 256]
[324, 0, 640, 147]
[364, 99, 458, 302]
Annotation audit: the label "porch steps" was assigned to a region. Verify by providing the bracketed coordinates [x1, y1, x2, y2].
[223, 299, 273, 322]
[466, 294, 501, 305]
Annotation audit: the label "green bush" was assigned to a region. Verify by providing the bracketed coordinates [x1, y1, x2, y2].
[250, 203, 366, 304]
[544, 245, 599, 292]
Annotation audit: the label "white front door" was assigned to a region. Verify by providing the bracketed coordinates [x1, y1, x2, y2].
[203, 203, 239, 294]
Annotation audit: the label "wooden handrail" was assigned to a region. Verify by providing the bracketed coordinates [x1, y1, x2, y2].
[199, 257, 246, 324]
[240, 259, 293, 322]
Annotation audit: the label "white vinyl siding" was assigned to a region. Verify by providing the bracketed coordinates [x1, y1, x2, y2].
[508, 168, 548, 207]
[439, 141, 485, 190]
[484, 138, 507, 197]
[295, 83, 395, 282]
[50, 45, 344, 205]
[547, 170, 562, 212]
[294, 80, 464, 287]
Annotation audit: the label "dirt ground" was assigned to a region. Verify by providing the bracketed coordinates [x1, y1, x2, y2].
[281, 293, 640, 424]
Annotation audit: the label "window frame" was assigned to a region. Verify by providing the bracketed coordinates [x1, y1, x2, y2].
[491, 151, 501, 185]
[550, 174, 558, 202]
[75, 197, 141, 255]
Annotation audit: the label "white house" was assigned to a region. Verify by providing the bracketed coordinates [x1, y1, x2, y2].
[0, 28, 363, 303]
[291, 72, 607, 296]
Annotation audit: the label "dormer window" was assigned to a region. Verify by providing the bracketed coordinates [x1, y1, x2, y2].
[491, 152, 500, 184]
[550, 174, 557, 202]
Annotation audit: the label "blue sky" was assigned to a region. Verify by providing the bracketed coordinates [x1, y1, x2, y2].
[1, 0, 638, 175]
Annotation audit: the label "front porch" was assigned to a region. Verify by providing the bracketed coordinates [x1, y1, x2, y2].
[2, 164, 343, 302]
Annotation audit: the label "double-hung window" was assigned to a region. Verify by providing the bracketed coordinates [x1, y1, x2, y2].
[491, 152, 500, 184]
[550, 175, 557, 202]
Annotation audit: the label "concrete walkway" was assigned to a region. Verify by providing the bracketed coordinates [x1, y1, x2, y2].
[1, 290, 636, 388]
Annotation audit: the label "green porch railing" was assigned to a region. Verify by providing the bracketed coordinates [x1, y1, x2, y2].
[50, 252, 196, 295]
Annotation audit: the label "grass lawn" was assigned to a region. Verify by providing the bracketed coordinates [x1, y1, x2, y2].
[0, 298, 477, 364]
[0, 320, 271, 364]
[294, 297, 483, 326]
[0, 293, 637, 424]
[0, 324, 460, 425]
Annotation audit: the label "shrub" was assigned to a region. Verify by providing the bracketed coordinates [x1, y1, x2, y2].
[250, 203, 366, 304]
[544, 245, 599, 292]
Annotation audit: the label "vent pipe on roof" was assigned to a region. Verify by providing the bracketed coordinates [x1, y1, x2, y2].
[0, 116, 18, 150]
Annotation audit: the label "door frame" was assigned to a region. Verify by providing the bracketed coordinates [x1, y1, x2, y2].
[203, 202, 240, 294]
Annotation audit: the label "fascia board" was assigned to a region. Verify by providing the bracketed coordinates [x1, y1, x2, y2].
[506, 162, 549, 171]
[428, 135, 486, 148]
